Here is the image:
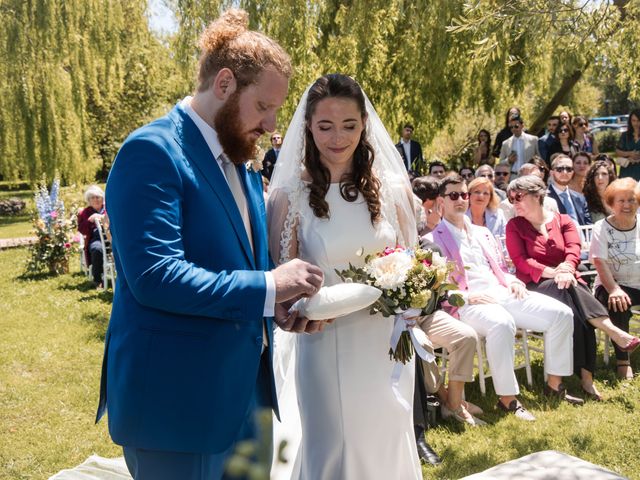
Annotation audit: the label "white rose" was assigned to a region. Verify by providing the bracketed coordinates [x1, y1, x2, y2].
[431, 252, 446, 268]
[365, 251, 413, 290]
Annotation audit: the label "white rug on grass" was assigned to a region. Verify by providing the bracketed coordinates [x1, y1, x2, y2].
[462, 450, 627, 479]
[48, 455, 130, 480]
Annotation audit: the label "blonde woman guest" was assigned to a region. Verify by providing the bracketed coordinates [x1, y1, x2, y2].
[466, 176, 507, 237]
[568, 152, 591, 195]
[583, 160, 616, 223]
[77, 185, 108, 287]
[591, 178, 640, 379]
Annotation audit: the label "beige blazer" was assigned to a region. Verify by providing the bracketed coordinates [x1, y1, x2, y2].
[499, 132, 540, 172]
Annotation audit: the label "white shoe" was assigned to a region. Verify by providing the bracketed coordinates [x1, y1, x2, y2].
[442, 404, 487, 427]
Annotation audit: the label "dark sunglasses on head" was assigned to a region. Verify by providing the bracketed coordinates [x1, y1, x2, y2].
[509, 124, 521, 130]
[508, 192, 528, 204]
[443, 191, 470, 201]
[495, 171, 510, 177]
[559, 128, 570, 133]
[554, 166, 574, 173]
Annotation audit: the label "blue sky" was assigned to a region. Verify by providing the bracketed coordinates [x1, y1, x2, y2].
[147, 0, 178, 34]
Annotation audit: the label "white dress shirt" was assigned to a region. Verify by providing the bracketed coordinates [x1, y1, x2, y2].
[511, 135, 525, 172]
[181, 97, 276, 317]
[442, 218, 506, 297]
[400, 139, 412, 170]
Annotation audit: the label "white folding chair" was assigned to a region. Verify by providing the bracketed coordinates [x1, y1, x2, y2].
[577, 224, 597, 277]
[94, 218, 116, 290]
[474, 330, 533, 396]
[77, 233, 91, 277]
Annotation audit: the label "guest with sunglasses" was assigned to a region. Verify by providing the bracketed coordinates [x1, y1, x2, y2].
[492, 106, 521, 159]
[499, 115, 540, 175]
[546, 154, 592, 227]
[549, 124, 579, 159]
[572, 116, 598, 156]
[459, 166, 476, 185]
[500, 162, 558, 222]
[505, 175, 640, 400]
[427, 175, 582, 420]
[476, 164, 506, 201]
[529, 156, 551, 184]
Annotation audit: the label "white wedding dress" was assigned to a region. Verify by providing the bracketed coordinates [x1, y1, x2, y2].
[271, 185, 422, 480]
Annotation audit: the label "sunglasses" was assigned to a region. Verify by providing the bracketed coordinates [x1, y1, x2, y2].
[576, 123, 586, 127]
[559, 128, 570, 133]
[554, 166, 574, 173]
[495, 171, 510, 177]
[508, 192, 528, 204]
[461, 172, 474, 178]
[443, 191, 470, 201]
[509, 124, 521, 130]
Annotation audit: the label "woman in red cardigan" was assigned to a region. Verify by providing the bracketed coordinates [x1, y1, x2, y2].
[505, 175, 639, 401]
[77, 185, 107, 287]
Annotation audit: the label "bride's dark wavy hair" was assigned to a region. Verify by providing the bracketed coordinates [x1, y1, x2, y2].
[303, 74, 381, 224]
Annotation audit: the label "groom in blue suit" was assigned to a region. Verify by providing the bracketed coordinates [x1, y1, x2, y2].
[95, 10, 324, 480]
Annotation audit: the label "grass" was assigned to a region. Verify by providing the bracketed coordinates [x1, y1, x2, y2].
[1, 242, 639, 479]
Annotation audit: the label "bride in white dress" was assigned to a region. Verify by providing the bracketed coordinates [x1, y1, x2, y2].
[268, 74, 422, 480]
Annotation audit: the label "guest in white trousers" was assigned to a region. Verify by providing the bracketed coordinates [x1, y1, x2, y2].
[426, 175, 584, 421]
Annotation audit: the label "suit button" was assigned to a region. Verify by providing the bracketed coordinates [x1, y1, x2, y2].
[255, 336, 263, 345]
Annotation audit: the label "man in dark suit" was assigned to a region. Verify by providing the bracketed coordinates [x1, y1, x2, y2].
[96, 10, 324, 480]
[396, 123, 425, 174]
[547, 153, 593, 226]
[262, 131, 282, 180]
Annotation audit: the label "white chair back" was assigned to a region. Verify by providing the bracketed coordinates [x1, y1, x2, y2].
[93, 218, 116, 290]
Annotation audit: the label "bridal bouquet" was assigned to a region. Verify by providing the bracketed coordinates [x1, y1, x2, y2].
[336, 246, 464, 364]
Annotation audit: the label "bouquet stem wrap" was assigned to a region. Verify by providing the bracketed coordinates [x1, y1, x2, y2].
[390, 308, 435, 411]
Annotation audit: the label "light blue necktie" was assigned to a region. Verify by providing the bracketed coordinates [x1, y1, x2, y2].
[561, 190, 578, 223]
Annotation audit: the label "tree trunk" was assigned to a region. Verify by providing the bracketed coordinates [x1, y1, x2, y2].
[529, 65, 589, 136]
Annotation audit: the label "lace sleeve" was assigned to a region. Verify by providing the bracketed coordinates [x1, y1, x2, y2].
[267, 187, 299, 265]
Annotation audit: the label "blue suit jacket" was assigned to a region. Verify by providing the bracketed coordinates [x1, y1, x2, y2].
[95, 103, 277, 454]
[547, 185, 593, 226]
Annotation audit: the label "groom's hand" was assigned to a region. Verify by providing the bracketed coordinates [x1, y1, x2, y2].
[274, 303, 329, 334]
[272, 259, 324, 303]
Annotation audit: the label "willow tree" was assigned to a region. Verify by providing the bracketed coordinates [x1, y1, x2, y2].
[0, 0, 173, 184]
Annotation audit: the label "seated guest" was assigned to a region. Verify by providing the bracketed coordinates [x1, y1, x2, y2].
[466, 176, 507, 237]
[78, 185, 108, 288]
[494, 162, 512, 192]
[583, 160, 616, 222]
[595, 153, 618, 172]
[476, 164, 506, 201]
[459, 166, 475, 185]
[568, 152, 591, 195]
[473, 129, 493, 166]
[500, 163, 558, 221]
[530, 156, 551, 185]
[413, 176, 442, 236]
[505, 175, 640, 400]
[428, 160, 447, 180]
[591, 178, 640, 380]
[547, 154, 592, 226]
[428, 175, 582, 421]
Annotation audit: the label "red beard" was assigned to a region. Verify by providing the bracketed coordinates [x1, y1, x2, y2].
[214, 91, 262, 165]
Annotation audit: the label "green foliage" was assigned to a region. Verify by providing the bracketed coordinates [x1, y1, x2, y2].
[595, 130, 621, 153]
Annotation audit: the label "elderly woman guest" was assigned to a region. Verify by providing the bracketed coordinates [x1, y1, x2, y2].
[616, 109, 640, 180]
[466, 176, 507, 237]
[505, 175, 640, 399]
[77, 185, 108, 287]
[591, 178, 640, 379]
[583, 160, 616, 223]
[568, 152, 591, 194]
[500, 163, 559, 222]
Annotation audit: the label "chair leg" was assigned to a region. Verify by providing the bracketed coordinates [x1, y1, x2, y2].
[519, 330, 534, 387]
[476, 340, 486, 396]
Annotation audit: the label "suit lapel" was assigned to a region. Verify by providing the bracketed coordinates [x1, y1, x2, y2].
[169, 105, 255, 268]
[433, 222, 467, 290]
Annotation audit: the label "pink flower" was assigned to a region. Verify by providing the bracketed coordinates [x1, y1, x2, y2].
[64, 242, 71, 248]
[50, 211, 58, 219]
[71, 233, 82, 243]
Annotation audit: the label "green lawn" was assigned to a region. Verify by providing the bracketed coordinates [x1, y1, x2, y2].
[1, 245, 639, 479]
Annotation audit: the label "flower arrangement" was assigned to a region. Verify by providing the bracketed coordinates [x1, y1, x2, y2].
[26, 178, 77, 275]
[336, 246, 464, 363]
